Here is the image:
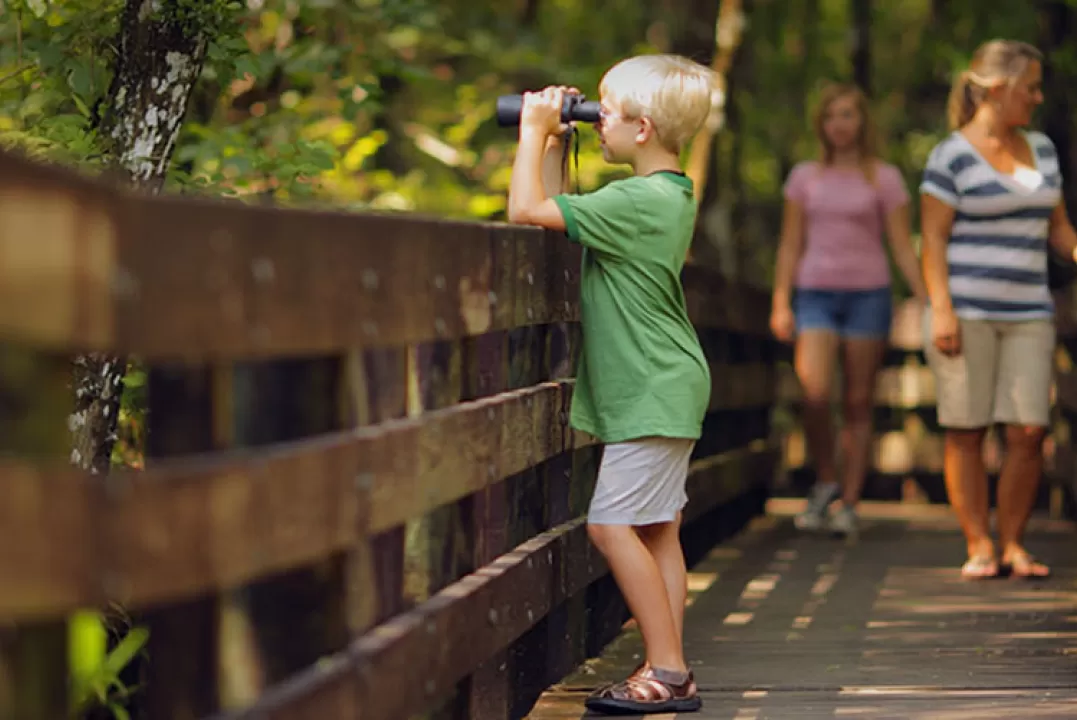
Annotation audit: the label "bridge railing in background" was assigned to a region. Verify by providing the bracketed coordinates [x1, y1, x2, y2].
[778, 297, 1076, 519]
[0, 148, 780, 720]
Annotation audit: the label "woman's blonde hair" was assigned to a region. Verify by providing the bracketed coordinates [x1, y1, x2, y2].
[813, 82, 879, 182]
[947, 39, 1043, 130]
[599, 54, 717, 152]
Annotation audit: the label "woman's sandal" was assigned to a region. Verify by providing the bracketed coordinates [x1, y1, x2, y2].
[1000, 551, 1051, 579]
[960, 554, 999, 580]
[585, 666, 701, 715]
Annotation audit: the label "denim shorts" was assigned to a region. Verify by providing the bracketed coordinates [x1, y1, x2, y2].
[793, 287, 892, 339]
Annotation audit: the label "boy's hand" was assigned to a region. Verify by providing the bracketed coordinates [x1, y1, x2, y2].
[520, 86, 579, 138]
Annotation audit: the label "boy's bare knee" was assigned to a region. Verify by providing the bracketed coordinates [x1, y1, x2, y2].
[587, 522, 625, 552]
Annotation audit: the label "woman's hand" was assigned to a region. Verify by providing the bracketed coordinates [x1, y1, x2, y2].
[770, 302, 796, 343]
[931, 306, 961, 356]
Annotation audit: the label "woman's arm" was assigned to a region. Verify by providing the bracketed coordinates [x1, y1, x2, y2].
[920, 193, 960, 355]
[920, 194, 956, 310]
[883, 203, 928, 301]
[1047, 199, 1077, 263]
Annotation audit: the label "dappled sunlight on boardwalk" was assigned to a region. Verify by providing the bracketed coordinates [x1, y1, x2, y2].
[529, 503, 1077, 719]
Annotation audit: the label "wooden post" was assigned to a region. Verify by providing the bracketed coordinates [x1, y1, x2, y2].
[0, 347, 85, 720]
[139, 365, 220, 719]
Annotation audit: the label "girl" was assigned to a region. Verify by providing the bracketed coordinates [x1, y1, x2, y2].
[771, 83, 927, 536]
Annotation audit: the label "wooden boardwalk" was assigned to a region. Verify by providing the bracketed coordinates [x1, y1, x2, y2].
[529, 500, 1077, 719]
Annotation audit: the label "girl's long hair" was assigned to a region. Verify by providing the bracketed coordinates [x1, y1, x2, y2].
[813, 82, 879, 183]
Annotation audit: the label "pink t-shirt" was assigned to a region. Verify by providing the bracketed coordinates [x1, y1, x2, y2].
[783, 161, 910, 290]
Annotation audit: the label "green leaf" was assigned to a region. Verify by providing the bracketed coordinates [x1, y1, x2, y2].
[26, 0, 48, 18]
[102, 626, 150, 679]
[72, 94, 92, 118]
[107, 702, 131, 720]
[68, 63, 93, 98]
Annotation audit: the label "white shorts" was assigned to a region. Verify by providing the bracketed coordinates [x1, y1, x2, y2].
[587, 437, 695, 526]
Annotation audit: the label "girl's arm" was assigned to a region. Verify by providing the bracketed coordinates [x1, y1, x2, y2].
[772, 199, 805, 311]
[883, 203, 928, 301]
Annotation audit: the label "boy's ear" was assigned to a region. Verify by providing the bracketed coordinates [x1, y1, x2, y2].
[635, 116, 657, 145]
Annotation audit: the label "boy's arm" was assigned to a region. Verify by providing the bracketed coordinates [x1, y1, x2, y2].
[508, 128, 567, 231]
[541, 133, 571, 196]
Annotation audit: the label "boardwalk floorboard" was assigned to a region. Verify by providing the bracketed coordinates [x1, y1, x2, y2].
[528, 501, 1077, 719]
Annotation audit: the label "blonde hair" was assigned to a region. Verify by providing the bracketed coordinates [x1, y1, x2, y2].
[947, 39, 1043, 130]
[598, 54, 717, 152]
[813, 82, 880, 183]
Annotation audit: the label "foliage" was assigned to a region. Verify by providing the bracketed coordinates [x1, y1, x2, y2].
[69, 610, 149, 720]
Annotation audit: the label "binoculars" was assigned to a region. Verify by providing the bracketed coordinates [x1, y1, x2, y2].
[495, 93, 601, 127]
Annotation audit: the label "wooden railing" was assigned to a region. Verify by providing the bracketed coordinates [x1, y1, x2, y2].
[0, 148, 780, 720]
[780, 297, 1077, 518]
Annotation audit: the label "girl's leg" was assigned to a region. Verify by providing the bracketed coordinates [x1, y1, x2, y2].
[837, 336, 886, 508]
[793, 329, 841, 528]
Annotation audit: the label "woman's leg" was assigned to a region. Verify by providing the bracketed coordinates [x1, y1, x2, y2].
[993, 319, 1055, 577]
[996, 424, 1049, 575]
[944, 427, 995, 571]
[922, 313, 998, 576]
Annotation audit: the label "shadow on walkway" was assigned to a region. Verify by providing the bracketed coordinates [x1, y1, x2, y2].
[529, 501, 1077, 719]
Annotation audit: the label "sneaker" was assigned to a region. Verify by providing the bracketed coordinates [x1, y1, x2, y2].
[828, 505, 858, 537]
[794, 482, 840, 531]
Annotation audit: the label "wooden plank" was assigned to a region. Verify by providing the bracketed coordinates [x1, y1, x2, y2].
[683, 442, 779, 525]
[202, 516, 600, 720]
[0, 381, 599, 620]
[0, 150, 117, 352]
[202, 444, 776, 720]
[0, 144, 773, 358]
[682, 265, 771, 335]
[708, 362, 776, 411]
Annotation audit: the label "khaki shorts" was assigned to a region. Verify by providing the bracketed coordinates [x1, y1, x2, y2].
[922, 311, 1054, 428]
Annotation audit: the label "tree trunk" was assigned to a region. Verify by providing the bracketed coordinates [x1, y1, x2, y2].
[69, 0, 210, 475]
[850, 0, 871, 95]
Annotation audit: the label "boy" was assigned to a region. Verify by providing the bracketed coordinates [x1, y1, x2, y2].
[506, 54, 716, 714]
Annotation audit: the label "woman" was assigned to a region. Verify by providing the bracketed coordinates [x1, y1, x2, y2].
[920, 39, 1077, 579]
[771, 83, 927, 537]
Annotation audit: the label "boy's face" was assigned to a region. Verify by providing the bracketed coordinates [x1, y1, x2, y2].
[595, 95, 640, 164]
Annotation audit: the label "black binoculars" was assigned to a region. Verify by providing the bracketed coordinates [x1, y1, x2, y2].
[495, 93, 601, 127]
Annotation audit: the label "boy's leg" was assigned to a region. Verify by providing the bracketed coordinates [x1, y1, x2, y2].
[586, 439, 694, 674]
[637, 514, 686, 645]
[588, 522, 686, 672]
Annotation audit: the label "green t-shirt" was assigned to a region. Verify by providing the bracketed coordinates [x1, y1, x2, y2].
[552, 171, 711, 443]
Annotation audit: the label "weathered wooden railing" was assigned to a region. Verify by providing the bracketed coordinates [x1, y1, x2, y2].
[0, 149, 780, 720]
[780, 297, 1076, 518]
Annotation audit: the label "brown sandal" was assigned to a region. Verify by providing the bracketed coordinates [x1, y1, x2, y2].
[585, 666, 701, 715]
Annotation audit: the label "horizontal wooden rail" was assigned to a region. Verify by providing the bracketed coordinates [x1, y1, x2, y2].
[1, 364, 775, 622]
[204, 442, 776, 720]
[0, 149, 769, 361]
